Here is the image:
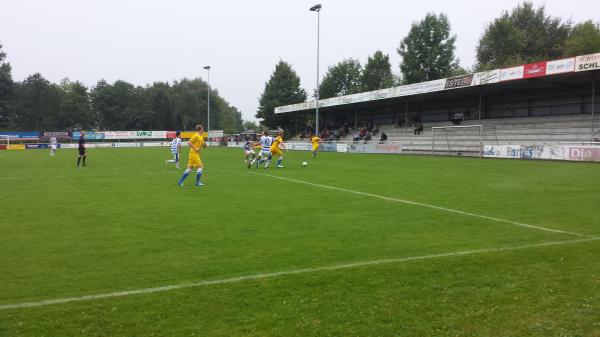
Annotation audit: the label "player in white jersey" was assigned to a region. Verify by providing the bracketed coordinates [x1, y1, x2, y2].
[49, 136, 58, 157]
[250, 131, 273, 169]
[165, 131, 182, 168]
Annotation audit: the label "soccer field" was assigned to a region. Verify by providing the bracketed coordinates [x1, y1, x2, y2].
[1, 147, 600, 336]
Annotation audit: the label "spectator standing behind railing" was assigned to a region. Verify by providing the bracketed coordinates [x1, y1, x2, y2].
[414, 122, 423, 135]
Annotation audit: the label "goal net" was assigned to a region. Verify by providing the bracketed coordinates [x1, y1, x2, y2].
[431, 125, 484, 157]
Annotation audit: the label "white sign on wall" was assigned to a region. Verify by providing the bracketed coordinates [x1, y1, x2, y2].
[575, 53, 600, 72]
[473, 69, 500, 85]
[499, 66, 524, 81]
[546, 58, 575, 75]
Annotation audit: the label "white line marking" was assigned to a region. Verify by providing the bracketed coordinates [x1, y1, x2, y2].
[1, 237, 597, 311]
[251, 172, 596, 239]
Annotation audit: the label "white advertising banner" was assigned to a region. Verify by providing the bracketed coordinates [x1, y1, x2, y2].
[104, 131, 167, 139]
[546, 58, 575, 75]
[575, 53, 600, 72]
[473, 69, 500, 85]
[499, 66, 524, 81]
[337, 144, 349, 153]
[208, 130, 224, 138]
[483, 144, 600, 162]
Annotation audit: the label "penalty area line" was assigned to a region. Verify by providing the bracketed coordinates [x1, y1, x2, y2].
[0, 237, 598, 311]
[250, 172, 597, 239]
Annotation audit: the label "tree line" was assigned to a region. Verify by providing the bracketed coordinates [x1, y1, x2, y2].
[256, 2, 600, 129]
[0, 50, 243, 133]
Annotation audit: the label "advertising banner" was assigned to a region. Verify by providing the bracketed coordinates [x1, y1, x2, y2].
[25, 144, 56, 149]
[167, 131, 177, 139]
[72, 131, 105, 140]
[483, 144, 600, 162]
[473, 70, 500, 85]
[227, 142, 244, 148]
[0, 131, 39, 139]
[523, 61, 547, 78]
[567, 147, 600, 161]
[393, 79, 446, 97]
[103, 131, 167, 139]
[445, 74, 474, 89]
[41, 131, 70, 139]
[347, 143, 402, 154]
[0, 144, 6, 150]
[7, 144, 26, 150]
[546, 58, 575, 75]
[208, 130, 224, 138]
[499, 66, 525, 81]
[575, 53, 600, 72]
[337, 144, 349, 153]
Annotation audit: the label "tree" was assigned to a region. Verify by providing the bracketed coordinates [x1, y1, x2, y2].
[256, 61, 307, 129]
[12, 73, 62, 130]
[242, 120, 259, 131]
[398, 13, 459, 84]
[476, 2, 571, 70]
[0, 42, 14, 129]
[319, 58, 362, 99]
[564, 20, 600, 57]
[58, 78, 93, 130]
[360, 51, 395, 91]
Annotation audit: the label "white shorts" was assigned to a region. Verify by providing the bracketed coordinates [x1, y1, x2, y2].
[244, 149, 255, 156]
[259, 149, 272, 158]
[51, 145, 57, 150]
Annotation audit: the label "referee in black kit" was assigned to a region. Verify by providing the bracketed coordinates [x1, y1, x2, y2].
[77, 131, 87, 167]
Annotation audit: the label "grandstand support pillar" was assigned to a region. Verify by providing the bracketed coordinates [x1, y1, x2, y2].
[592, 75, 596, 141]
[405, 102, 408, 135]
[478, 89, 482, 121]
[354, 109, 357, 129]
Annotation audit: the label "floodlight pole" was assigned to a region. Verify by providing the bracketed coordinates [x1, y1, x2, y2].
[204, 65, 211, 139]
[310, 4, 322, 137]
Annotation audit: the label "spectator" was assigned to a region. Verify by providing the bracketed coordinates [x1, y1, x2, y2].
[414, 122, 423, 135]
[451, 112, 463, 125]
[379, 132, 387, 144]
[364, 130, 372, 143]
[353, 130, 361, 144]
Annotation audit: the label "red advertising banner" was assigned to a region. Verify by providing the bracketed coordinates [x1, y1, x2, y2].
[523, 61, 547, 78]
[0, 144, 6, 150]
[166, 131, 177, 139]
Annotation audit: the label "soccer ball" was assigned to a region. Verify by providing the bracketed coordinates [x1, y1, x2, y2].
[302, 161, 308, 167]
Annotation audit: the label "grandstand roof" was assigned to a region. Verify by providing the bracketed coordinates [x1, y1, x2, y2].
[274, 52, 600, 115]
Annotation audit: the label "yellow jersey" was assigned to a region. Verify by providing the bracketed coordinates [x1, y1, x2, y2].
[189, 133, 205, 157]
[311, 136, 321, 146]
[271, 136, 283, 150]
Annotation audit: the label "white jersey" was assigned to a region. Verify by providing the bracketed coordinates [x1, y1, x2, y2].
[170, 137, 182, 153]
[50, 137, 57, 149]
[260, 135, 274, 152]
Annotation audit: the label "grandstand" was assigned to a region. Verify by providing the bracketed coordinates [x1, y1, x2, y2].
[275, 53, 600, 158]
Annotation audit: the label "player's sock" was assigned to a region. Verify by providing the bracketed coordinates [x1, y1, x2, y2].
[82, 156, 86, 166]
[196, 168, 203, 185]
[77, 157, 81, 167]
[313, 151, 317, 158]
[265, 160, 270, 169]
[178, 169, 191, 185]
[276, 158, 283, 167]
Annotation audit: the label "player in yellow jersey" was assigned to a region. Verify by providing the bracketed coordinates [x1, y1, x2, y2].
[311, 134, 321, 158]
[270, 130, 287, 168]
[178, 124, 207, 187]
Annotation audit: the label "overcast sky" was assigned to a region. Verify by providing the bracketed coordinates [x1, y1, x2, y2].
[0, 0, 597, 122]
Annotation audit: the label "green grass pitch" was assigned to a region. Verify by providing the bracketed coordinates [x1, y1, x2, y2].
[1, 147, 600, 336]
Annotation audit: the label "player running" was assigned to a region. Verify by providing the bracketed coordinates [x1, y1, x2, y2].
[270, 130, 286, 168]
[178, 125, 207, 187]
[76, 132, 87, 167]
[49, 136, 58, 157]
[243, 139, 257, 168]
[166, 131, 182, 168]
[311, 134, 321, 158]
[250, 131, 273, 169]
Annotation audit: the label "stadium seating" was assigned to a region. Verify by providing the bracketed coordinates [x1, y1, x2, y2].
[340, 114, 600, 156]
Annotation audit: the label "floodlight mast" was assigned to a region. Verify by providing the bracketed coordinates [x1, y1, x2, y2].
[310, 4, 321, 137]
[203, 65, 211, 139]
